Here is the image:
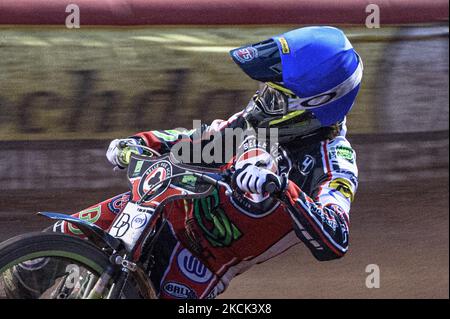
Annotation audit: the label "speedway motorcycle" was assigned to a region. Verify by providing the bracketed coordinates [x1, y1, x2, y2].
[0, 142, 279, 299]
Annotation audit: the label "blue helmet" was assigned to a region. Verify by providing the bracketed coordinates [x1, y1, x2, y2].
[230, 26, 363, 140]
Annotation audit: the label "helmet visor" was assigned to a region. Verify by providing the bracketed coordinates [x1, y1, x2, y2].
[230, 39, 282, 83]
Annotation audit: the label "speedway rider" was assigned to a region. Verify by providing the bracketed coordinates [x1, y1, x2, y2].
[6, 26, 362, 299]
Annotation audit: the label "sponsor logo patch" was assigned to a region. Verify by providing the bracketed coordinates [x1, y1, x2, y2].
[307, 201, 338, 231]
[107, 193, 130, 214]
[300, 92, 338, 108]
[163, 281, 197, 299]
[299, 155, 315, 176]
[132, 160, 144, 177]
[329, 178, 354, 202]
[330, 145, 355, 163]
[181, 175, 197, 187]
[232, 47, 258, 63]
[131, 213, 148, 229]
[138, 161, 172, 197]
[278, 37, 290, 54]
[177, 248, 213, 283]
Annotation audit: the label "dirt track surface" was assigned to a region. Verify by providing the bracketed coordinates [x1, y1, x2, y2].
[0, 178, 448, 299]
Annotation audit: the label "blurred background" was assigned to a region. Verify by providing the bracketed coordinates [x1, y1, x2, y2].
[0, 0, 448, 298]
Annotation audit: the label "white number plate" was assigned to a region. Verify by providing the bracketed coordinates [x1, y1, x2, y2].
[108, 202, 154, 251]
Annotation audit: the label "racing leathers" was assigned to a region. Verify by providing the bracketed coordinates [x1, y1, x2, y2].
[54, 111, 358, 299]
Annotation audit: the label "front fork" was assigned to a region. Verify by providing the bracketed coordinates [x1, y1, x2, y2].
[85, 254, 131, 299]
[87, 264, 117, 299]
[87, 254, 157, 299]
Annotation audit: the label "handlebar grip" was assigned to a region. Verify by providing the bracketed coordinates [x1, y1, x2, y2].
[264, 181, 279, 194]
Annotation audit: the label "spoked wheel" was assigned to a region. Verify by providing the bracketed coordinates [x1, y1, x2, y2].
[0, 232, 141, 299]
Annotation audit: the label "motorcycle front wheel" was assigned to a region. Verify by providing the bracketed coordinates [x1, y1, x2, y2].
[0, 232, 141, 299]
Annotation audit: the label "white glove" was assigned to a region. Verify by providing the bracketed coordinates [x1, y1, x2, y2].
[233, 163, 282, 194]
[106, 138, 141, 168]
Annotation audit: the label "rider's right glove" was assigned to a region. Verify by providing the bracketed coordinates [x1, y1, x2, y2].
[106, 138, 143, 169]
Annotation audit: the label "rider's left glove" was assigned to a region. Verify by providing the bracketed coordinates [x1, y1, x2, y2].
[106, 138, 143, 169]
[233, 163, 284, 194]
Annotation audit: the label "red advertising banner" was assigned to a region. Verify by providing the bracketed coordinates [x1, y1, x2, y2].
[0, 0, 448, 25]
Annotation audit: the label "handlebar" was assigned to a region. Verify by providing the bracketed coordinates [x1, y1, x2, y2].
[190, 172, 234, 196]
[136, 170, 234, 205]
[120, 141, 281, 204]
